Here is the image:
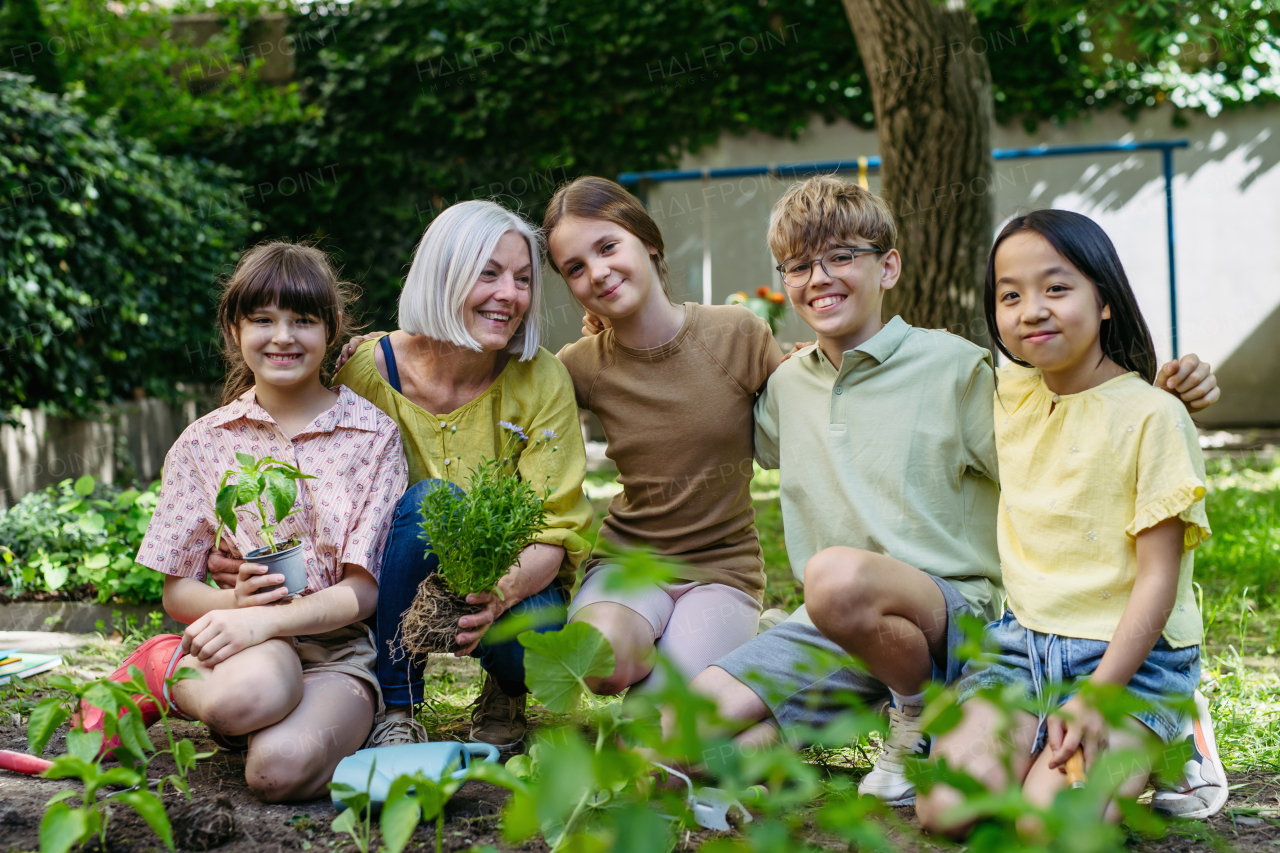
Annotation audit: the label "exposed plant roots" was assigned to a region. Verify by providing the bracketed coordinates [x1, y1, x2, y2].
[398, 574, 485, 657]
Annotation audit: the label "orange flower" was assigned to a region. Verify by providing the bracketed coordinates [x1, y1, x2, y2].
[768, 291, 785, 304]
[755, 286, 771, 298]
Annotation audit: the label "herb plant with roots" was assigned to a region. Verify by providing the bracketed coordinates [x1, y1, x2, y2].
[400, 423, 553, 654]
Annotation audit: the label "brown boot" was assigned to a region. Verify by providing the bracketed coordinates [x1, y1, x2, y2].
[469, 675, 527, 752]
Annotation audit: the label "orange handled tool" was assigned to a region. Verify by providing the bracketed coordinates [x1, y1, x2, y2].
[1065, 748, 1086, 789]
[0, 749, 53, 775]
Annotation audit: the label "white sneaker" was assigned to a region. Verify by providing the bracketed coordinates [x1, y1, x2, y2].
[757, 608, 790, 635]
[1152, 690, 1228, 820]
[859, 704, 927, 806]
[365, 708, 429, 748]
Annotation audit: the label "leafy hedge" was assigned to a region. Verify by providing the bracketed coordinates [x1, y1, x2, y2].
[213, 0, 1278, 329]
[212, 0, 878, 328]
[0, 475, 163, 604]
[0, 72, 251, 420]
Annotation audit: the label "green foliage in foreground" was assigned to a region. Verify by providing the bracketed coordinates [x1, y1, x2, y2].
[0, 73, 250, 419]
[0, 476, 162, 604]
[29, 665, 213, 853]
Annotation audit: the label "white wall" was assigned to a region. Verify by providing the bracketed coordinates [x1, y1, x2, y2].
[542, 103, 1279, 425]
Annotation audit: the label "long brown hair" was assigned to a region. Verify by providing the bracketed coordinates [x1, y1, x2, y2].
[217, 241, 359, 405]
[542, 176, 672, 299]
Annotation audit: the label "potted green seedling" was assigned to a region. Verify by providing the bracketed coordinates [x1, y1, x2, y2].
[214, 452, 316, 598]
[400, 423, 552, 654]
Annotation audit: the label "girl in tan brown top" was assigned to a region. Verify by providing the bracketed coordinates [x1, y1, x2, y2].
[546, 177, 782, 694]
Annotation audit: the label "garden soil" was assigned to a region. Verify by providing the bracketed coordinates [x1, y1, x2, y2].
[2, 717, 1278, 852]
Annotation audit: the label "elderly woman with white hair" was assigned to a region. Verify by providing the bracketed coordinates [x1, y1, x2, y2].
[329, 200, 593, 749]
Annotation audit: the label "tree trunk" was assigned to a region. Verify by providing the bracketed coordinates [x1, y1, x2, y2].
[839, 0, 994, 340]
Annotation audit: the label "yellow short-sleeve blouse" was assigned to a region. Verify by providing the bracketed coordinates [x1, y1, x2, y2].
[994, 365, 1211, 647]
[334, 335, 594, 587]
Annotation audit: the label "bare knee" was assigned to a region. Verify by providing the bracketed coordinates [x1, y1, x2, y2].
[202, 661, 302, 735]
[804, 549, 879, 637]
[245, 729, 334, 802]
[572, 604, 655, 695]
[692, 666, 768, 725]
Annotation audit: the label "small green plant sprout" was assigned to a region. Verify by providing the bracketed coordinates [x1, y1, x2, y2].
[380, 770, 468, 853]
[213, 452, 315, 553]
[329, 760, 376, 853]
[28, 665, 211, 853]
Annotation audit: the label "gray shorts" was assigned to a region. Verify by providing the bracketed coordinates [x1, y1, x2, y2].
[714, 574, 972, 735]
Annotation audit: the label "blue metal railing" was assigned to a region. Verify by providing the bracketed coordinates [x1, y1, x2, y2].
[619, 139, 1190, 356]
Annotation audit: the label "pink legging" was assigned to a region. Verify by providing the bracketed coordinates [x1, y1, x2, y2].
[567, 563, 762, 691]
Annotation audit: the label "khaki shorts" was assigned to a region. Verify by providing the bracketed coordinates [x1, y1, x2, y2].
[293, 623, 384, 716]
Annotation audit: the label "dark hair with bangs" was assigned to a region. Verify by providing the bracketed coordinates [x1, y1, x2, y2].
[217, 240, 359, 404]
[984, 209, 1157, 384]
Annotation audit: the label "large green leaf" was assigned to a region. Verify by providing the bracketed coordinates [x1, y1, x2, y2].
[73, 476, 95, 496]
[379, 776, 422, 853]
[518, 623, 615, 714]
[65, 729, 103, 765]
[41, 563, 70, 591]
[77, 513, 105, 535]
[263, 470, 297, 527]
[236, 475, 264, 509]
[38, 801, 89, 853]
[119, 790, 175, 850]
[27, 699, 69, 756]
[215, 484, 239, 533]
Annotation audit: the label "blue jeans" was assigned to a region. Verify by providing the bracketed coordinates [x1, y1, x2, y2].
[369, 479, 568, 706]
[955, 609, 1200, 748]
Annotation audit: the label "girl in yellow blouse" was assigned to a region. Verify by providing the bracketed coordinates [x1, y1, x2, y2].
[919, 210, 1216, 835]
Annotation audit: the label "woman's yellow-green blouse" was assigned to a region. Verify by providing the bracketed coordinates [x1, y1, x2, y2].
[334, 336, 593, 587]
[994, 364, 1211, 648]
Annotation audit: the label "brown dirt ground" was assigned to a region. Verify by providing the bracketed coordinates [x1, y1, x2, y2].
[2, 714, 1277, 853]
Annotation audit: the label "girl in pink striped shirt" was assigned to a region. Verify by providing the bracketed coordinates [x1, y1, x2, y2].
[80, 242, 407, 802]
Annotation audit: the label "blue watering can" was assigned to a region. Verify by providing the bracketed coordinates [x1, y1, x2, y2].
[330, 742, 500, 811]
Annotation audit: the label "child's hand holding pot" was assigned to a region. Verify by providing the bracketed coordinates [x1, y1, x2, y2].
[233, 562, 291, 607]
[208, 549, 244, 589]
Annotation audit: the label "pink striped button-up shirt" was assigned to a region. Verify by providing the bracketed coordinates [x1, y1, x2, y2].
[137, 385, 408, 593]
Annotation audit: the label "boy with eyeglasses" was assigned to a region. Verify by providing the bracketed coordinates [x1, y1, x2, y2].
[688, 175, 1222, 807]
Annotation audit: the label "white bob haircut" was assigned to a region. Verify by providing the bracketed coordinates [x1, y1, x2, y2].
[399, 199, 543, 360]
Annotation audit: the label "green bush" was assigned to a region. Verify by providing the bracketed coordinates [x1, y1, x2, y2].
[0, 72, 251, 420]
[0, 475, 163, 604]
[37, 0, 313, 150]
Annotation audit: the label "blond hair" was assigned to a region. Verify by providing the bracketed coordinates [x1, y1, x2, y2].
[767, 175, 898, 264]
[399, 200, 543, 361]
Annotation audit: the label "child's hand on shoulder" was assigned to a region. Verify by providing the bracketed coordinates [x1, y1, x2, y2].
[1047, 693, 1108, 770]
[581, 310, 610, 337]
[334, 331, 387, 372]
[234, 562, 291, 608]
[779, 341, 813, 365]
[1156, 354, 1219, 410]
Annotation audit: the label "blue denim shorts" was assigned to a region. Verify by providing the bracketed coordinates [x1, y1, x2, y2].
[955, 610, 1200, 749]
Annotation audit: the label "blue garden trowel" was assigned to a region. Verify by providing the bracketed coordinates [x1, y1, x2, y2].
[331, 742, 500, 811]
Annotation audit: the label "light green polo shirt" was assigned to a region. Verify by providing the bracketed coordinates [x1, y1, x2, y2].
[754, 316, 1003, 626]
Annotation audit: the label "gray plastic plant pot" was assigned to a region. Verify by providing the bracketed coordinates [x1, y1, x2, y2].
[245, 542, 308, 597]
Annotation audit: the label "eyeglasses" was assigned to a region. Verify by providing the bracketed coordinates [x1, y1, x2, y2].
[775, 247, 883, 288]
